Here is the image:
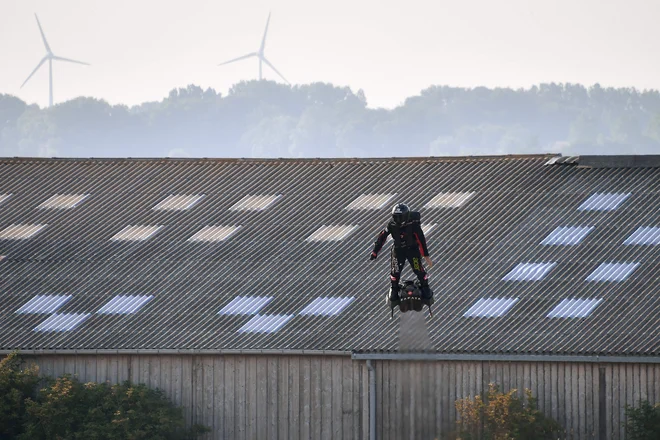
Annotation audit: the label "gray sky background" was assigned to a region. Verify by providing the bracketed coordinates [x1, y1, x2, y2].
[2, 0, 659, 109]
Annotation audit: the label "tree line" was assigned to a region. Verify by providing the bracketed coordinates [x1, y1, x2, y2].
[2, 81, 660, 158]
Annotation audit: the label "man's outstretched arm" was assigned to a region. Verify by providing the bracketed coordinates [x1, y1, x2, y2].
[370, 226, 390, 259]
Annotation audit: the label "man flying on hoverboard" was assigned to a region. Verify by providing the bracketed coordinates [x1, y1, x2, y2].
[370, 203, 434, 314]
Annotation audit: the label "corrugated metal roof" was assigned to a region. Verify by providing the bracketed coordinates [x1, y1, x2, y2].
[0, 155, 659, 355]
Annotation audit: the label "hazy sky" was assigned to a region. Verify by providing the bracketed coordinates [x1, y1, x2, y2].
[2, 0, 659, 109]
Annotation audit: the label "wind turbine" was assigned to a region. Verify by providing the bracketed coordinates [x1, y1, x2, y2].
[21, 14, 90, 107]
[218, 12, 289, 84]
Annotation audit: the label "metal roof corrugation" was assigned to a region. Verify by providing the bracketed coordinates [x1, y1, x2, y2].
[0, 155, 659, 355]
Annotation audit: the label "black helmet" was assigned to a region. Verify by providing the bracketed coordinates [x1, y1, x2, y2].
[391, 203, 410, 225]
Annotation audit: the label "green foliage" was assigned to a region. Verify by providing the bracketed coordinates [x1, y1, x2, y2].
[0, 351, 41, 438]
[0, 353, 210, 440]
[455, 382, 562, 440]
[625, 399, 660, 440]
[4, 82, 660, 158]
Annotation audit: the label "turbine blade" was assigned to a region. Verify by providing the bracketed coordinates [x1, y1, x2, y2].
[52, 55, 90, 66]
[262, 57, 289, 84]
[21, 56, 48, 88]
[259, 12, 271, 54]
[34, 14, 52, 53]
[218, 52, 257, 66]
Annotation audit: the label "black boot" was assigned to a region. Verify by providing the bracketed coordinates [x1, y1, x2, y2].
[389, 282, 400, 302]
[420, 280, 433, 299]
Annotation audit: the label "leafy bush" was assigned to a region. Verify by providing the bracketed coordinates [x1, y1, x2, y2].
[20, 375, 210, 440]
[625, 399, 660, 440]
[0, 351, 41, 438]
[0, 352, 209, 439]
[455, 382, 562, 440]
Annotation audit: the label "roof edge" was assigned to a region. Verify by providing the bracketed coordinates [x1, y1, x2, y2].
[0, 154, 557, 164]
[351, 352, 660, 363]
[1, 349, 351, 356]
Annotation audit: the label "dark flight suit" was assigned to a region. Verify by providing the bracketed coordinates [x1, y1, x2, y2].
[371, 211, 431, 296]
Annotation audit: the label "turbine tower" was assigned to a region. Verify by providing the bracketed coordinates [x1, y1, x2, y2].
[21, 14, 90, 107]
[218, 12, 289, 84]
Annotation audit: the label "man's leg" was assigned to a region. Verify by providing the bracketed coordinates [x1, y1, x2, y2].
[389, 246, 406, 301]
[407, 250, 432, 299]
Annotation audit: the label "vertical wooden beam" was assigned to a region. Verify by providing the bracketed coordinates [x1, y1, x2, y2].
[289, 356, 301, 440]
[342, 357, 353, 440]
[279, 356, 291, 440]
[223, 356, 235, 440]
[321, 357, 333, 440]
[212, 356, 225, 440]
[599, 365, 607, 440]
[248, 356, 260, 440]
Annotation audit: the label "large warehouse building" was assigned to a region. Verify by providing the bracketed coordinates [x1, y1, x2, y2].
[0, 154, 659, 439]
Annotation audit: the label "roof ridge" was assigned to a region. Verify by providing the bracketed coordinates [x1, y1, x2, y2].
[0, 154, 558, 164]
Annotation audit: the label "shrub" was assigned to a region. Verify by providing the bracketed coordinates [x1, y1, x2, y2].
[0, 351, 42, 438]
[455, 382, 562, 440]
[20, 375, 210, 440]
[0, 352, 209, 439]
[625, 399, 660, 440]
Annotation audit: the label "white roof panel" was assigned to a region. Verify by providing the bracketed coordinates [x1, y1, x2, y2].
[578, 193, 630, 211]
[38, 194, 89, 209]
[541, 226, 594, 245]
[299, 297, 355, 316]
[424, 192, 475, 208]
[16, 295, 72, 314]
[153, 194, 205, 210]
[188, 225, 241, 242]
[97, 295, 154, 314]
[218, 296, 273, 315]
[230, 194, 281, 211]
[464, 297, 519, 318]
[0, 194, 11, 205]
[624, 227, 660, 245]
[547, 298, 602, 318]
[0, 224, 47, 240]
[306, 225, 358, 241]
[585, 262, 639, 282]
[502, 262, 556, 281]
[345, 194, 396, 210]
[110, 225, 162, 241]
[34, 313, 90, 332]
[238, 314, 294, 333]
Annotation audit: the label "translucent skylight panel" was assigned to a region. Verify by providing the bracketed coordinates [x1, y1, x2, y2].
[299, 297, 355, 316]
[306, 225, 358, 241]
[218, 296, 273, 315]
[0, 224, 47, 240]
[547, 298, 602, 318]
[0, 194, 11, 205]
[34, 313, 90, 332]
[541, 226, 594, 245]
[502, 262, 556, 281]
[424, 192, 475, 208]
[238, 314, 294, 333]
[345, 194, 396, 210]
[16, 295, 72, 314]
[463, 297, 519, 318]
[97, 295, 154, 314]
[110, 225, 162, 241]
[624, 227, 660, 245]
[188, 225, 242, 242]
[578, 193, 630, 211]
[38, 194, 89, 209]
[153, 194, 204, 210]
[230, 194, 282, 211]
[585, 262, 639, 282]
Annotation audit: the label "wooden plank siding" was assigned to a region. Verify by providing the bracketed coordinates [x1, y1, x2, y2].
[19, 355, 660, 440]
